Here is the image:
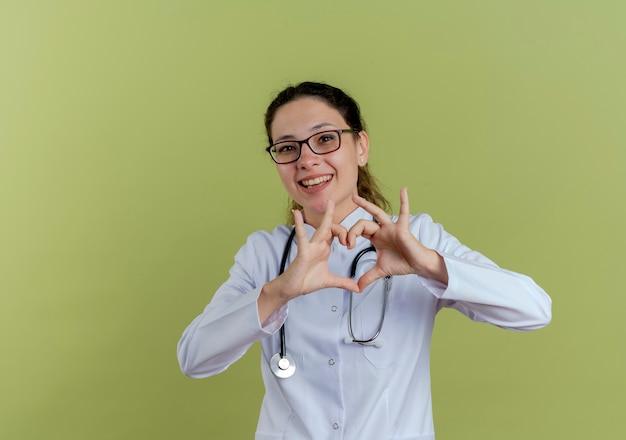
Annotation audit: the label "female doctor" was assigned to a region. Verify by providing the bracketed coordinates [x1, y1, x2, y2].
[177, 81, 552, 440]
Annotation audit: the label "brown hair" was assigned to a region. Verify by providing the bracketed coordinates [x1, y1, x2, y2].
[265, 82, 390, 224]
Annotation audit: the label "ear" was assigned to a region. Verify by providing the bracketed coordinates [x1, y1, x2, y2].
[356, 130, 370, 166]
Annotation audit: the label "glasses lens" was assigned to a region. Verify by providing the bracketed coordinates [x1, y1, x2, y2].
[271, 141, 300, 163]
[310, 131, 341, 154]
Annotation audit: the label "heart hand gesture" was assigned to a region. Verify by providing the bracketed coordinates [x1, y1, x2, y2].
[347, 188, 449, 291]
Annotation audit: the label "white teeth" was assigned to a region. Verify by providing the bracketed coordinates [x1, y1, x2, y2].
[301, 175, 331, 187]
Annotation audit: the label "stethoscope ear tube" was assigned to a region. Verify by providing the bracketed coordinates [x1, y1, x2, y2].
[350, 246, 376, 278]
[346, 247, 389, 346]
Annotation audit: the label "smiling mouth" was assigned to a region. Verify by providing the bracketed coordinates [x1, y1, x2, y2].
[300, 175, 332, 188]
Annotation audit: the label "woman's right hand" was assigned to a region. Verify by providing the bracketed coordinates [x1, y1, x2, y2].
[257, 200, 360, 324]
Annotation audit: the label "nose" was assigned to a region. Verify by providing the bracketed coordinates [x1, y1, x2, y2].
[297, 142, 320, 167]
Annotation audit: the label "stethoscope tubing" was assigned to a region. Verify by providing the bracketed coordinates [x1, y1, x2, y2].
[277, 228, 296, 359]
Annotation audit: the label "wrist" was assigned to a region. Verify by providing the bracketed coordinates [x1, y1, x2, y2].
[422, 251, 449, 286]
[258, 279, 290, 325]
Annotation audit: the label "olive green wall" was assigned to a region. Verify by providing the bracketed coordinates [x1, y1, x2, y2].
[1, 1, 624, 439]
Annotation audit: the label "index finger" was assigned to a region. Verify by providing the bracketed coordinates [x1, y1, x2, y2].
[293, 209, 308, 246]
[352, 194, 392, 225]
[310, 199, 335, 243]
[397, 187, 411, 229]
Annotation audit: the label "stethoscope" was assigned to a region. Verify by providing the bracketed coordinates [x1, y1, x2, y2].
[270, 227, 390, 379]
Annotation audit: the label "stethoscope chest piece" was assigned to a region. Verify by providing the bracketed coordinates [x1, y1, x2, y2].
[270, 353, 296, 378]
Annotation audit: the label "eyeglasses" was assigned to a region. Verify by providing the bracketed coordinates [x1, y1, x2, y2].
[266, 129, 355, 164]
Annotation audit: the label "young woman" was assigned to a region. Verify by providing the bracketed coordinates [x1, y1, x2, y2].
[177, 82, 552, 440]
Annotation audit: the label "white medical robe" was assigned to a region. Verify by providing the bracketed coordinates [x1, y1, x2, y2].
[178, 207, 551, 440]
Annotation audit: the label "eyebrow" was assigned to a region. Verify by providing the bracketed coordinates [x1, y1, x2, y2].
[274, 123, 335, 143]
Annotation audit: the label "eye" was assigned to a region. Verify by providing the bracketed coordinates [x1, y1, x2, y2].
[317, 132, 338, 144]
[275, 143, 297, 154]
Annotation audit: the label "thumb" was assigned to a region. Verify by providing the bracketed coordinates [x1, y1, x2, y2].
[329, 275, 361, 293]
[357, 268, 386, 291]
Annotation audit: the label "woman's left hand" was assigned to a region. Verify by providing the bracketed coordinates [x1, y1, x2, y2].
[347, 188, 449, 290]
